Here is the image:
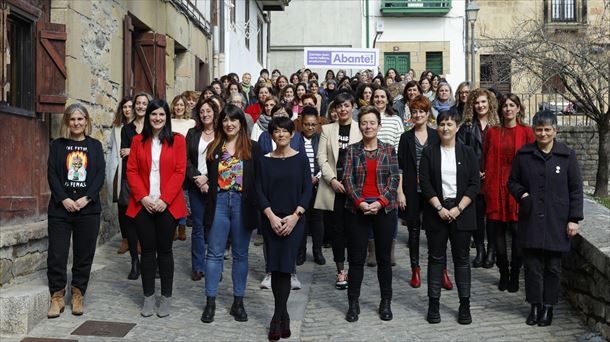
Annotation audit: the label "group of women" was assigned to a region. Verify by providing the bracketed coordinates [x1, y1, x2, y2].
[45, 67, 583, 340]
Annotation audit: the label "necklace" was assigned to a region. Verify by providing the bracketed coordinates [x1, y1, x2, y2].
[364, 148, 378, 159]
[203, 129, 214, 135]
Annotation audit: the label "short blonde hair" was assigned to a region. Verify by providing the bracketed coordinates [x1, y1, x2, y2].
[60, 103, 92, 139]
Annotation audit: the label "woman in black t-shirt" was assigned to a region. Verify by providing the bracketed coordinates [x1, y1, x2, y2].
[46, 103, 105, 319]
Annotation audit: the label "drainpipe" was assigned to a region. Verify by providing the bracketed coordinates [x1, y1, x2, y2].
[365, 0, 370, 48]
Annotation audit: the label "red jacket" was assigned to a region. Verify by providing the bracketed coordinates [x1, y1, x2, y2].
[126, 133, 188, 219]
[483, 125, 534, 221]
[245, 102, 262, 122]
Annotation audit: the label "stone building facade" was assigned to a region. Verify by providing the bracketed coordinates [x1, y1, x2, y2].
[1, 0, 213, 288]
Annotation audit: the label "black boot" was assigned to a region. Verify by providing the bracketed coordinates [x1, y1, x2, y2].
[127, 256, 140, 280]
[526, 304, 542, 325]
[313, 249, 326, 265]
[230, 296, 248, 322]
[201, 296, 216, 323]
[537, 305, 553, 326]
[458, 297, 472, 324]
[497, 254, 509, 291]
[379, 298, 393, 321]
[508, 266, 520, 293]
[483, 246, 496, 268]
[345, 297, 360, 322]
[472, 244, 485, 268]
[427, 297, 441, 324]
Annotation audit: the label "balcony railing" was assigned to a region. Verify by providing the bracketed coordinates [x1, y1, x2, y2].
[380, 0, 452, 16]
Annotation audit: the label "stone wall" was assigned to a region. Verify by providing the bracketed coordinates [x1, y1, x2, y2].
[557, 125, 610, 190]
[562, 198, 610, 340]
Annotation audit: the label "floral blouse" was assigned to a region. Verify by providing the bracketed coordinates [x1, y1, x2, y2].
[218, 144, 243, 192]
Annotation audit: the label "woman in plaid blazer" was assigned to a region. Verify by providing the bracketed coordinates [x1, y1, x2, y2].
[342, 106, 400, 323]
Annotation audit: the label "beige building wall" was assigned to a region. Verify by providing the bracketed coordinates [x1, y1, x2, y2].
[472, 0, 606, 94]
[49, 0, 212, 141]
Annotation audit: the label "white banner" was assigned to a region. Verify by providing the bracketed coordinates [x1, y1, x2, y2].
[304, 47, 379, 69]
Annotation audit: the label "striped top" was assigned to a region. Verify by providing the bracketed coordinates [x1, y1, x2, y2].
[303, 137, 316, 176]
[377, 112, 404, 152]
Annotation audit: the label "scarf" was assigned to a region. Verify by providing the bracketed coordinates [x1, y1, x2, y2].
[257, 114, 272, 132]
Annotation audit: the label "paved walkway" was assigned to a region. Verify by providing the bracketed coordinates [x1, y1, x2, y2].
[16, 226, 595, 341]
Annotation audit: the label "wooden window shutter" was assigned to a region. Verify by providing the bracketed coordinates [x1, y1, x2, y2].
[35, 20, 66, 113]
[134, 32, 166, 99]
[123, 14, 134, 98]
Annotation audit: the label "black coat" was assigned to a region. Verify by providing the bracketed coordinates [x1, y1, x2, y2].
[456, 120, 484, 170]
[185, 128, 206, 191]
[507, 141, 583, 252]
[419, 142, 480, 231]
[397, 127, 439, 221]
[204, 141, 261, 231]
[47, 137, 105, 217]
[301, 132, 321, 176]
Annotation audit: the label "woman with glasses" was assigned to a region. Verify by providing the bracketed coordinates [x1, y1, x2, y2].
[451, 82, 471, 117]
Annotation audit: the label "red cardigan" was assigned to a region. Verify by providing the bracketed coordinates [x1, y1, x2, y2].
[126, 133, 188, 219]
[245, 102, 262, 122]
[483, 125, 534, 221]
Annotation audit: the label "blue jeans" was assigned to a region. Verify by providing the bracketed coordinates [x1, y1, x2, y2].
[205, 191, 251, 297]
[189, 189, 206, 273]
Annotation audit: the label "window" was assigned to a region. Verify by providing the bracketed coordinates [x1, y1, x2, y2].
[244, 0, 250, 49]
[425, 52, 443, 75]
[551, 0, 576, 22]
[383, 53, 410, 75]
[480, 54, 512, 94]
[1, 5, 36, 115]
[257, 16, 263, 64]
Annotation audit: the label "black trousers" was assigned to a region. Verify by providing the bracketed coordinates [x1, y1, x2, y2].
[523, 248, 562, 305]
[472, 194, 492, 248]
[47, 214, 100, 295]
[118, 204, 138, 258]
[426, 201, 471, 299]
[491, 220, 522, 268]
[134, 209, 176, 297]
[346, 209, 396, 300]
[331, 193, 348, 264]
[299, 189, 324, 254]
[405, 193, 426, 268]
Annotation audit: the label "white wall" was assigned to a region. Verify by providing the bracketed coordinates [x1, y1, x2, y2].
[365, 0, 467, 87]
[268, 0, 363, 76]
[220, 0, 266, 78]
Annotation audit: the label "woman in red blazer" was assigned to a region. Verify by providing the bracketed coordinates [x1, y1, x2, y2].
[483, 94, 534, 293]
[127, 99, 187, 319]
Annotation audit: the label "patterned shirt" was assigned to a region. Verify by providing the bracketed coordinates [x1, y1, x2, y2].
[217, 144, 243, 192]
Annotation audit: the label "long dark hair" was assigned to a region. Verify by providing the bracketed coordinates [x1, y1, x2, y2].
[207, 104, 252, 160]
[142, 99, 174, 146]
[113, 96, 133, 127]
[194, 97, 220, 131]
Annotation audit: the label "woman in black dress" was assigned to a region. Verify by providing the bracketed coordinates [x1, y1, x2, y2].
[256, 116, 312, 341]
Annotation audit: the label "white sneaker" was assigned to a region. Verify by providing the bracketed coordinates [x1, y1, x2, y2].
[260, 273, 272, 289]
[291, 273, 302, 290]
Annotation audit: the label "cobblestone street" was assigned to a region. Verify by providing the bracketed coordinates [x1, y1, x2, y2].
[16, 226, 594, 341]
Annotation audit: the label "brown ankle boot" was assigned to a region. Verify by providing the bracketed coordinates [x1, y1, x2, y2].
[178, 225, 187, 241]
[71, 287, 84, 315]
[47, 289, 65, 318]
[117, 238, 129, 254]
